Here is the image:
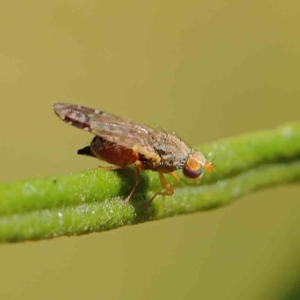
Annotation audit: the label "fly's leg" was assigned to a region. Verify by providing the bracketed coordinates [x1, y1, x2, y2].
[145, 172, 180, 211]
[98, 165, 123, 171]
[169, 172, 180, 182]
[123, 161, 142, 205]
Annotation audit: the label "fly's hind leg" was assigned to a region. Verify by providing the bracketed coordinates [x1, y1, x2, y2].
[98, 165, 123, 171]
[123, 161, 143, 205]
[145, 172, 180, 210]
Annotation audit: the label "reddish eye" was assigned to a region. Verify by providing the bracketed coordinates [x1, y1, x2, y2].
[183, 157, 203, 179]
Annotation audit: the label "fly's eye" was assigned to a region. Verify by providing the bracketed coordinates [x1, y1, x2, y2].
[183, 157, 203, 179]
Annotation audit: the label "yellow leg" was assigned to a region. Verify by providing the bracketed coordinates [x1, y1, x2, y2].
[98, 165, 122, 171]
[145, 172, 180, 210]
[168, 171, 180, 182]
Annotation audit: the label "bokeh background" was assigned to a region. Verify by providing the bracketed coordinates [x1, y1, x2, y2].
[0, 1, 300, 299]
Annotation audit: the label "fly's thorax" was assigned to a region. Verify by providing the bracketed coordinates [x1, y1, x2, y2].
[151, 133, 190, 168]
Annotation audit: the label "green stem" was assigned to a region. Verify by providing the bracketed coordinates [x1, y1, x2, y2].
[0, 122, 300, 243]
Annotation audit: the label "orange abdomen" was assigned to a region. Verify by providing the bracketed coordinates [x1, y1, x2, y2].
[90, 136, 139, 167]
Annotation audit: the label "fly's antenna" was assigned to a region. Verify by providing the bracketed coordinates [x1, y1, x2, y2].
[205, 153, 216, 173]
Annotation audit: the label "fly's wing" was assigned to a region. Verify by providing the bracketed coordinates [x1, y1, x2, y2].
[53, 103, 158, 158]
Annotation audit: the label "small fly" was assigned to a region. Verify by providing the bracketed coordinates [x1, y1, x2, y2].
[53, 103, 215, 207]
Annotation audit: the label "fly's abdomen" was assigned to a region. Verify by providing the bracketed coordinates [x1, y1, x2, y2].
[90, 136, 138, 167]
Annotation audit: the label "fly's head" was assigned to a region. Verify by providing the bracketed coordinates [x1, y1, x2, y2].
[182, 150, 215, 180]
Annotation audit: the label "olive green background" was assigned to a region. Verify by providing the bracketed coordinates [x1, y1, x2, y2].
[0, 1, 300, 299]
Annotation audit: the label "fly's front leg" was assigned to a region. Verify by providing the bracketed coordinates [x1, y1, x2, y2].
[168, 172, 180, 183]
[157, 171, 180, 197]
[145, 172, 180, 210]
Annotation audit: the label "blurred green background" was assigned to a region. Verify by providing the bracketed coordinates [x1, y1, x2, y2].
[0, 1, 300, 299]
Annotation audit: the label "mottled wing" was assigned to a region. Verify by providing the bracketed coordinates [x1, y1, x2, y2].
[53, 103, 158, 158]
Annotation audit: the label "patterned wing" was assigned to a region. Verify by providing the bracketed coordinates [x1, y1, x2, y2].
[53, 103, 159, 158]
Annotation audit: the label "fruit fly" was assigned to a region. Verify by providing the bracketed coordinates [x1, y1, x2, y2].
[53, 103, 215, 206]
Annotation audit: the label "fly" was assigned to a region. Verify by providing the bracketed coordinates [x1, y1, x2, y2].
[53, 103, 215, 207]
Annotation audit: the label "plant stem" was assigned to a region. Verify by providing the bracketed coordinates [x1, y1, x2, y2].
[0, 122, 299, 243]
